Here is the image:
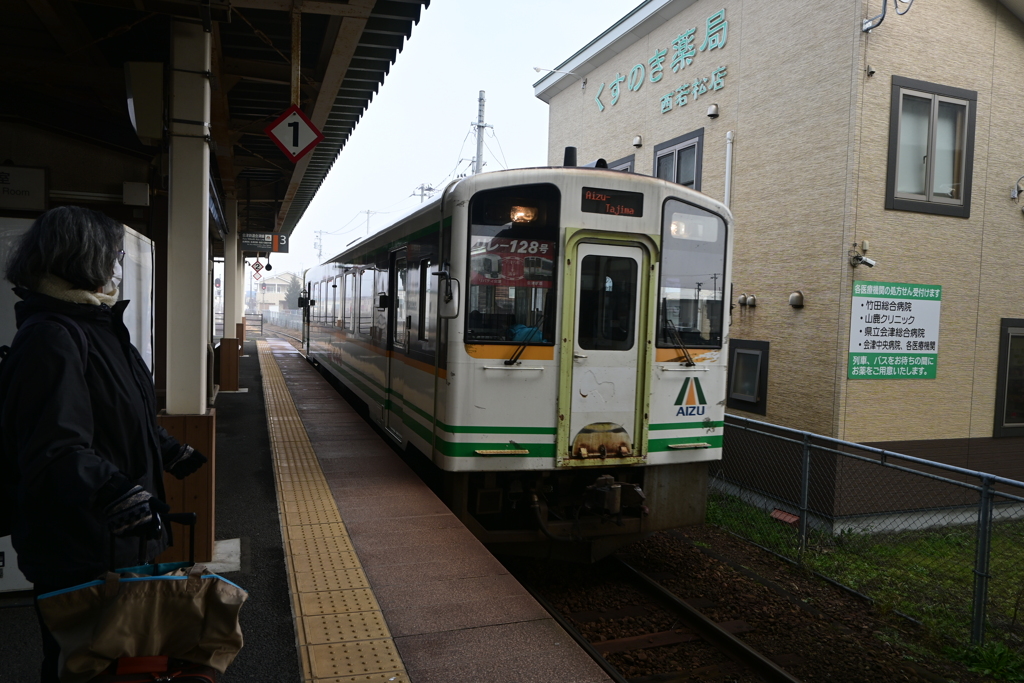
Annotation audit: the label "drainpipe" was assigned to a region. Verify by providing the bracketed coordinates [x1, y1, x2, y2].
[724, 130, 735, 208]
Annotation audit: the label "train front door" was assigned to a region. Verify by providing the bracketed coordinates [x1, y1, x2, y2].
[384, 248, 408, 441]
[559, 237, 654, 467]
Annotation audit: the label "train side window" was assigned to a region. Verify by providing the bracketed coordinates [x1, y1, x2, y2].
[344, 272, 355, 331]
[374, 266, 388, 342]
[329, 276, 338, 326]
[419, 259, 435, 344]
[358, 269, 374, 336]
[466, 183, 560, 344]
[394, 255, 408, 349]
[726, 339, 769, 416]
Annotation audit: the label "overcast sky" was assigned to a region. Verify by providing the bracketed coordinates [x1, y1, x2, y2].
[259, 0, 634, 278]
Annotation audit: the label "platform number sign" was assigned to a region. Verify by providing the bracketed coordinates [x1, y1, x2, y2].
[264, 105, 324, 163]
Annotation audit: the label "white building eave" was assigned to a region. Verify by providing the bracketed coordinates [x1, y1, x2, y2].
[535, 0, 1024, 103]
[533, 0, 697, 103]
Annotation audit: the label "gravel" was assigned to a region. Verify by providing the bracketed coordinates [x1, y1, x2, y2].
[507, 525, 992, 682]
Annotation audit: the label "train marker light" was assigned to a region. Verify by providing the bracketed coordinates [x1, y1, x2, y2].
[510, 205, 536, 222]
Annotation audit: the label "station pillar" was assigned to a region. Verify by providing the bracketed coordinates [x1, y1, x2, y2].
[219, 199, 241, 390]
[159, 19, 216, 562]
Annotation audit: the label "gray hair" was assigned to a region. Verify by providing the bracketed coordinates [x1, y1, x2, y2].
[5, 206, 124, 292]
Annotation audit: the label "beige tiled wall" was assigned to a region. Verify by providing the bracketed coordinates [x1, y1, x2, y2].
[546, 0, 1024, 443]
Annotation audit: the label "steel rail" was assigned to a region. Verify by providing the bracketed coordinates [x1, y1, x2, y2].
[616, 557, 804, 683]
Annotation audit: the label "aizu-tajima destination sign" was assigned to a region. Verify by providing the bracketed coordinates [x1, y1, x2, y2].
[264, 105, 324, 163]
[848, 281, 942, 379]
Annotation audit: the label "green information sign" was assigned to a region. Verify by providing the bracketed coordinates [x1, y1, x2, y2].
[848, 281, 941, 379]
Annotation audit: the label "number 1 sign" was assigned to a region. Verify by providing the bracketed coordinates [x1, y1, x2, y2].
[264, 105, 324, 163]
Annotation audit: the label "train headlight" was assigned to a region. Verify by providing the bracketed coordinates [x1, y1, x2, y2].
[510, 205, 537, 222]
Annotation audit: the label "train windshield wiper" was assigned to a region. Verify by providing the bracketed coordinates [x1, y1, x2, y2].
[505, 313, 545, 366]
[665, 319, 696, 366]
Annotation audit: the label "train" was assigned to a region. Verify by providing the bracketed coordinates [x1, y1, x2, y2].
[301, 165, 732, 561]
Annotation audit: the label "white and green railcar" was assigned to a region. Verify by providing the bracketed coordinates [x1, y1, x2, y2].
[303, 166, 732, 561]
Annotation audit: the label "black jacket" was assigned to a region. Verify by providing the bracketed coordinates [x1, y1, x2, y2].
[0, 289, 180, 586]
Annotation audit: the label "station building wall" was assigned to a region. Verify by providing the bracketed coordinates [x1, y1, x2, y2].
[542, 0, 1024, 470]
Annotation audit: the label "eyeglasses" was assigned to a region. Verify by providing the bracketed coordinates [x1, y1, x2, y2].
[116, 250, 125, 264]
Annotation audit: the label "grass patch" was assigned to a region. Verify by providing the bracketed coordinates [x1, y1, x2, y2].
[706, 492, 1024, 655]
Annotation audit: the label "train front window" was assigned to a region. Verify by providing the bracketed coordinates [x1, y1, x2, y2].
[658, 199, 726, 348]
[466, 184, 560, 344]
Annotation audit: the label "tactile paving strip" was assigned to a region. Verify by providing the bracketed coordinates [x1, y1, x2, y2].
[258, 341, 407, 683]
[309, 640, 403, 679]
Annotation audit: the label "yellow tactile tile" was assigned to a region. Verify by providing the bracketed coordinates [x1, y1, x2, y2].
[308, 640, 403, 679]
[288, 549, 361, 574]
[301, 612, 391, 644]
[289, 534, 355, 557]
[294, 567, 370, 593]
[298, 588, 380, 616]
[288, 522, 349, 538]
[257, 340, 407, 683]
[315, 672, 408, 683]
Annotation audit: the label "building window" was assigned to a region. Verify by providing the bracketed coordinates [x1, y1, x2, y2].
[886, 76, 976, 218]
[995, 319, 1024, 438]
[653, 129, 703, 190]
[726, 339, 768, 416]
[608, 154, 634, 172]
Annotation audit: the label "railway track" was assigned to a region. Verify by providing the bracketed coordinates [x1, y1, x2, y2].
[520, 555, 803, 683]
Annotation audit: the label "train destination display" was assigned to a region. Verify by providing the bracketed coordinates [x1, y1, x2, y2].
[581, 187, 644, 217]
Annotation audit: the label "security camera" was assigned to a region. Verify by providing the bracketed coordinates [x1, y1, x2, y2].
[850, 254, 876, 268]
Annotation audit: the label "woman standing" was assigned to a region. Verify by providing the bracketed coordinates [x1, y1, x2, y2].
[0, 206, 206, 682]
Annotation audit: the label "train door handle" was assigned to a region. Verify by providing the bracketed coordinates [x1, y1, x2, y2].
[573, 353, 588, 360]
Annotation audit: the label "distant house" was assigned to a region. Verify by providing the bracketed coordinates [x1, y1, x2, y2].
[249, 272, 301, 313]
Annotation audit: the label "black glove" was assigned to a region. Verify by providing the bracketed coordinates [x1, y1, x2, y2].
[165, 444, 207, 480]
[101, 479, 170, 539]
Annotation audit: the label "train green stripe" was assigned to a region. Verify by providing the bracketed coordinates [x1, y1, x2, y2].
[649, 421, 724, 431]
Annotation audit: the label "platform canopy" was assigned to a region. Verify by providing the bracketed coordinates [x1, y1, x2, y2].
[1, 0, 429, 244]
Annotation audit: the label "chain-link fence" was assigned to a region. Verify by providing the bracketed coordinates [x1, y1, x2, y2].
[712, 415, 1024, 648]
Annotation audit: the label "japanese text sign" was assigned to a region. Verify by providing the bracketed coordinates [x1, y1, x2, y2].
[848, 281, 942, 379]
[241, 232, 289, 253]
[593, 8, 729, 116]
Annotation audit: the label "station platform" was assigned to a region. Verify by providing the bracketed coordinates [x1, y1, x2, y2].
[0, 337, 610, 683]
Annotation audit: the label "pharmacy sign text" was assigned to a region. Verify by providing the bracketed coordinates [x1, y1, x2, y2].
[848, 281, 941, 379]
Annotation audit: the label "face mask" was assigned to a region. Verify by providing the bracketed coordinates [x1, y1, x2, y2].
[104, 259, 122, 296]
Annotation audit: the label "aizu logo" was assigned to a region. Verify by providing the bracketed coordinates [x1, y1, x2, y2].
[674, 377, 706, 416]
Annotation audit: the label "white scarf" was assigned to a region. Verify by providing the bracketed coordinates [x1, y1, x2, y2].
[36, 275, 118, 307]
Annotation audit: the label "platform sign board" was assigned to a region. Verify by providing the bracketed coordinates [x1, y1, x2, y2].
[264, 105, 323, 163]
[241, 232, 288, 253]
[0, 165, 47, 211]
[848, 281, 942, 379]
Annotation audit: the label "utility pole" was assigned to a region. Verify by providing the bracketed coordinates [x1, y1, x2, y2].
[362, 210, 379, 235]
[313, 230, 326, 262]
[472, 90, 492, 175]
[413, 184, 435, 202]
